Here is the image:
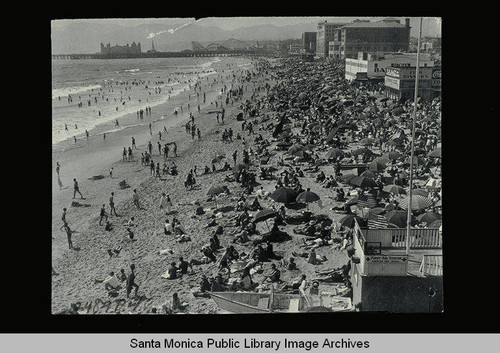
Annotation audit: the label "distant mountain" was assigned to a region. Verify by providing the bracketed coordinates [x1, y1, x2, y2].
[51, 17, 441, 54]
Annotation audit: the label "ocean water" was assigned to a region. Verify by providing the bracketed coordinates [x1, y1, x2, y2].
[51, 56, 242, 146]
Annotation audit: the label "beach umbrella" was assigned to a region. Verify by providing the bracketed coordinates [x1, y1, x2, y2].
[407, 156, 426, 166]
[340, 173, 357, 183]
[412, 189, 429, 197]
[302, 144, 316, 152]
[253, 209, 277, 231]
[351, 147, 372, 156]
[207, 185, 226, 209]
[428, 148, 442, 158]
[349, 175, 377, 188]
[290, 150, 308, 158]
[338, 214, 363, 228]
[287, 144, 305, 155]
[392, 107, 404, 116]
[372, 156, 391, 165]
[325, 148, 345, 160]
[368, 160, 387, 173]
[296, 189, 320, 204]
[416, 212, 442, 225]
[276, 141, 292, 148]
[383, 151, 402, 160]
[269, 187, 298, 204]
[345, 196, 358, 207]
[359, 137, 375, 146]
[385, 210, 415, 228]
[369, 207, 386, 215]
[399, 195, 433, 211]
[254, 209, 277, 223]
[428, 219, 442, 229]
[382, 184, 407, 196]
[385, 139, 400, 147]
[360, 170, 376, 179]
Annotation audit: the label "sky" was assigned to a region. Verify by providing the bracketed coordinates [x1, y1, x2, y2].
[52, 17, 441, 37]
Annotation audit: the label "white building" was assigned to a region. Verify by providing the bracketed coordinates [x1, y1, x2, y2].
[288, 44, 303, 55]
[345, 52, 435, 81]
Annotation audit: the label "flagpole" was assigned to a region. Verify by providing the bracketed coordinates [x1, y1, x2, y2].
[406, 17, 423, 256]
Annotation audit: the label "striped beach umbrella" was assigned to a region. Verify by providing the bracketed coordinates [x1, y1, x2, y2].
[399, 195, 433, 211]
[412, 188, 429, 197]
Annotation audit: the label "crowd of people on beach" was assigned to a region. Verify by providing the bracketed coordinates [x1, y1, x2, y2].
[54, 55, 441, 314]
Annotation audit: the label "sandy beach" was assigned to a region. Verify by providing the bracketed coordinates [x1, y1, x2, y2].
[52, 55, 441, 315]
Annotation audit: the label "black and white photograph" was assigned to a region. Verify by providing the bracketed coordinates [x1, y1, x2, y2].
[50, 16, 444, 316]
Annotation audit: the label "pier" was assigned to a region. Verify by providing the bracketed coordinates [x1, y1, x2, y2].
[51, 50, 265, 60]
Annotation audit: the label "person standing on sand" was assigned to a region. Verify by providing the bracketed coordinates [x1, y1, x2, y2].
[128, 147, 133, 161]
[123, 147, 127, 161]
[133, 189, 141, 209]
[109, 192, 118, 216]
[126, 264, 139, 298]
[132, 137, 136, 149]
[149, 123, 152, 136]
[99, 204, 108, 225]
[109, 167, 114, 178]
[56, 162, 61, 176]
[103, 133, 106, 141]
[72, 178, 83, 199]
[61, 207, 67, 226]
[160, 193, 173, 215]
[157, 142, 162, 156]
[85, 130, 89, 140]
[232, 150, 237, 165]
[61, 223, 75, 250]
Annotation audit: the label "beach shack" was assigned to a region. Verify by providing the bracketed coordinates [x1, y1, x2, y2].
[350, 218, 443, 312]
